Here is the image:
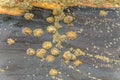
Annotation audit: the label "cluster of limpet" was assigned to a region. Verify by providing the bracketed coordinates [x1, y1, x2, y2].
[21, 6, 84, 78]
[21, 5, 87, 79]
[4, 0, 120, 79]
[6, 1, 119, 79]
[1, 0, 120, 80]
[6, 5, 117, 80]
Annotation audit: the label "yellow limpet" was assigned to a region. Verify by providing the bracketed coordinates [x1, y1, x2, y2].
[26, 48, 35, 56]
[52, 8, 62, 16]
[33, 28, 44, 37]
[42, 41, 52, 50]
[71, 54, 77, 61]
[74, 60, 82, 67]
[74, 49, 86, 56]
[60, 35, 67, 42]
[63, 15, 74, 24]
[46, 16, 55, 23]
[24, 13, 34, 20]
[63, 51, 72, 61]
[49, 69, 58, 76]
[66, 31, 77, 40]
[63, 51, 77, 61]
[69, 47, 74, 52]
[7, 38, 15, 45]
[52, 32, 61, 43]
[54, 22, 63, 29]
[22, 27, 32, 36]
[99, 10, 108, 17]
[46, 55, 55, 63]
[47, 26, 57, 34]
[36, 49, 46, 58]
[51, 48, 60, 56]
[55, 41, 63, 49]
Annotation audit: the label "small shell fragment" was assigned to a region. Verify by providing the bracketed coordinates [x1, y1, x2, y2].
[99, 10, 108, 17]
[74, 49, 86, 56]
